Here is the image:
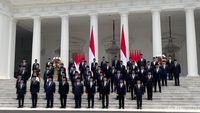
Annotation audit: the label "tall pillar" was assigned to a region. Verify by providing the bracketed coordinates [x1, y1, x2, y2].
[152, 9, 162, 57]
[120, 12, 130, 62]
[90, 13, 98, 62]
[185, 7, 199, 76]
[0, 13, 12, 79]
[8, 18, 17, 79]
[31, 16, 41, 67]
[60, 15, 69, 75]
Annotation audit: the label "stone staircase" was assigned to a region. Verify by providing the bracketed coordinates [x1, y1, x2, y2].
[0, 77, 200, 110]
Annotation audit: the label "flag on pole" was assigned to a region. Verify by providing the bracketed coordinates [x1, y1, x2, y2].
[73, 53, 79, 71]
[120, 25, 127, 66]
[89, 27, 95, 69]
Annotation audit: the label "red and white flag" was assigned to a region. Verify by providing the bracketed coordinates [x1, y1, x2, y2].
[120, 25, 127, 66]
[89, 27, 95, 69]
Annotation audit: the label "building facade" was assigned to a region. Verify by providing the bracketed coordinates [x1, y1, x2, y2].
[0, 0, 200, 79]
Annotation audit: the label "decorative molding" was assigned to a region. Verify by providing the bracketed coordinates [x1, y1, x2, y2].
[0, 0, 199, 19]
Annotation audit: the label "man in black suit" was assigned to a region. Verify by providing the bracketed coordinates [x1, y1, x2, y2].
[146, 72, 153, 100]
[153, 63, 162, 93]
[173, 60, 181, 86]
[112, 56, 119, 68]
[137, 54, 146, 69]
[134, 80, 144, 109]
[129, 70, 138, 100]
[91, 58, 97, 73]
[21, 66, 30, 83]
[97, 72, 104, 100]
[103, 62, 111, 79]
[32, 59, 39, 71]
[161, 61, 168, 86]
[30, 76, 40, 108]
[110, 66, 116, 92]
[58, 77, 69, 108]
[45, 77, 55, 108]
[166, 56, 174, 80]
[16, 80, 26, 108]
[73, 78, 84, 108]
[86, 77, 96, 108]
[117, 79, 126, 109]
[117, 61, 126, 76]
[101, 77, 110, 108]
[101, 56, 107, 70]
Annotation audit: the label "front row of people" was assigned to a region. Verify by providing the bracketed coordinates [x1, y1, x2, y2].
[16, 75, 147, 109]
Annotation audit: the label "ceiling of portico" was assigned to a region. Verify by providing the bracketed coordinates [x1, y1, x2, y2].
[8, 0, 118, 6]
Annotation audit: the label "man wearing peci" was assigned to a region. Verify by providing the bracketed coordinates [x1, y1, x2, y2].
[30, 76, 40, 108]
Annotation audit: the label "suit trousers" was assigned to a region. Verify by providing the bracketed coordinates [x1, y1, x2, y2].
[31, 93, 38, 107]
[102, 94, 109, 108]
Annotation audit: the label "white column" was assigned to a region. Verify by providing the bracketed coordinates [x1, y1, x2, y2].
[185, 7, 199, 77]
[90, 13, 98, 62]
[120, 12, 130, 61]
[60, 15, 69, 75]
[0, 13, 12, 79]
[152, 9, 162, 57]
[31, 16, 41, 66]
[8, 18, 17, 79]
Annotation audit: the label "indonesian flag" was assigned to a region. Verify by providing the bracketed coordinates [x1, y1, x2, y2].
[89, 27, 95, 69]
[120, 25, 127, 66]
[74, 53, 79, 72]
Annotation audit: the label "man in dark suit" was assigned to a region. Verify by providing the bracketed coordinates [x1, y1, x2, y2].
[100, 56, 107, 70]
[134, 80, 144, 109]
[110, 66, 116, 92]
[117, 79, 126, 109]
[20, 66, 30, 83]
[30, 76, 40, 108]
[161, 61, 168, 86]
[146, 72, 153, 100]
[103, 62, 111, 79]
[117, 61, 126, 76]
[129, 70, 138, 100]
[32, 59, 39, 71]
[73, 78, 84, 108]
[45, 77, 55, 108]
[58, 77, 69, 108]
[137, 54, 146, 69]
[97, 72, 104, 100]
[166, 56, 174, 80]
[153, 63, 162, 93]
[16, 80, 26, 108]
[100, 77, 110, 108]
[86, 77, 96, 108]
[114, 70, 124, 96]
[173, 60, 181, 86]
[112, 56, 119, 68]
[91, 58, 97, 73]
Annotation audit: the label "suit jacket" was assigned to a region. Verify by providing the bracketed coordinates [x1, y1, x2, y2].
[153, 67, 162, 80]
[161, 65, 169, 78]
[58, 81, 69, 95]
[166, 60, 174, 72]
[137, 58, 147, 68]
[32, 63, 39, 71]
[173, 63, 181, 76]
[21, 70, 30, 81]
[86, 81, 96, 95]
[17, 83, 26, 95]
[117, 83, 126, 96]
[117, 65, 126, 75]
[100, 81, 110, 95]
[114, 74, 124, 85]
[30, 80, 40, 94]
[146, 75, 153, 87]
[45, 81, 55, 95]
[112, 60, 119, 68]
[103, 66, 111, 78]
[134, 84, 144, 96]
[73, 83, 84, 96]
[128, 74, 138, 87]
